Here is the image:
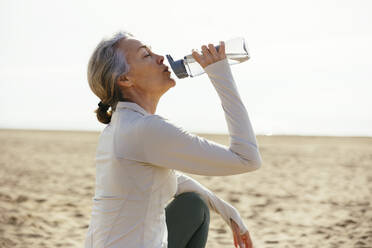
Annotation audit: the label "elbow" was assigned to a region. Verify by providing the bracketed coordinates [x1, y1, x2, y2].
[253, 152, 263, 169]
[230, 146, 263, 172]
[241, 152, 263, 172]
[252, 158, 262, 170]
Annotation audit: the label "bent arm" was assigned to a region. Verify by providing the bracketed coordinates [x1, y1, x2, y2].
[139, 58, 262, 176]
[205, 59, 262, 166]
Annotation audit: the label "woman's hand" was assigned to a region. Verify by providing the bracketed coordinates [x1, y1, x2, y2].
[230, 218, 253, 248]
[191, 41, 227, 68]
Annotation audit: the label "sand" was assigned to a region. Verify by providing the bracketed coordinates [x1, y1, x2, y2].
[0, 129, 371, 248]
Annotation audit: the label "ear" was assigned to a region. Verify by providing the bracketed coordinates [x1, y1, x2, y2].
[117, 74, 133, 88]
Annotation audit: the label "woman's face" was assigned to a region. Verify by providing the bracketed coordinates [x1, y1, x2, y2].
[117, 37, 175, 97]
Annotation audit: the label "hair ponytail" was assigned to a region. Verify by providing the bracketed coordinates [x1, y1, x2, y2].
[95, 102, 112, 124]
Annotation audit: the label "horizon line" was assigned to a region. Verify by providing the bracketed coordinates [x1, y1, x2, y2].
[1, 127, 371, 139]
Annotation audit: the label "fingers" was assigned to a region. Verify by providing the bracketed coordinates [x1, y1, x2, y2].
[191, 49, 203, 66]
[230, 218, 238, 248]
[231, 220, 244, 248]
[218, 41, 226, 59]
[236, 233, 244, 248]
[191, 41, 226, 68]
[243, 232, 253, 248]
[208, 43, 219, 60]
[233, 231, 238, 248]
[245, 238, 252, 248]
[201, 45, 213, 65]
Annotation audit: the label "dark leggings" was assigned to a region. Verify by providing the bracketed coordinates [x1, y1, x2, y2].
[165, 192, 210, 248]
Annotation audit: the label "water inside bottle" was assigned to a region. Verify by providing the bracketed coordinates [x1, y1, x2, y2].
[184, 53, 249, 65]
[165, 37, 250, 78]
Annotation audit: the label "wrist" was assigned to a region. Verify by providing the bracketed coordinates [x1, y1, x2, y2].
[204, 58, 229, 73]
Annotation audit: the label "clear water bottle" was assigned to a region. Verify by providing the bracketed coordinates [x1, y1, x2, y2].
[165, 37, 250, 79]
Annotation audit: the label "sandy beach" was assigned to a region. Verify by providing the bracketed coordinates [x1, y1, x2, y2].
[0, 129, 371, 248]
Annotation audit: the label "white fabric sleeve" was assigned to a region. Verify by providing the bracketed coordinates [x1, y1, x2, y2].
[174, 171, 249, 235]
[140, 58, 262, 176]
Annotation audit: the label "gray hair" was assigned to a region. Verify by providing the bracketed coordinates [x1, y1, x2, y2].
[87, 30, 134, 124]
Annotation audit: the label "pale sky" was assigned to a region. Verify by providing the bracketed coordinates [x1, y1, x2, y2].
[0, 0, 371, 136]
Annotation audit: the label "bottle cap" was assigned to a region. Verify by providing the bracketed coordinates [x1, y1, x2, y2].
[165, 55, 189, 79]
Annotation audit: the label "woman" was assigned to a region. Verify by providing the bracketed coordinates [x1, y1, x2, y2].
[85, 30, 262, 248]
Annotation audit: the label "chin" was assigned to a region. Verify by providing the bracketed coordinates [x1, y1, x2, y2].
[166, 77, 176, 85]
[169, 78, 176, 87]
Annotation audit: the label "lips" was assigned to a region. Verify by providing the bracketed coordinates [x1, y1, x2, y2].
[163, 66, 169, 72]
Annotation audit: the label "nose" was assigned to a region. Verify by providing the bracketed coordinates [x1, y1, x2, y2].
[157, 54, 164, 64]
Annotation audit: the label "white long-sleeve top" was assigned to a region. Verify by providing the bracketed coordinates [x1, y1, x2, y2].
[84, 58, 262, 248]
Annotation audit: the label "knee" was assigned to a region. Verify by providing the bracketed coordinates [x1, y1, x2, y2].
[176, 192, 210, 216]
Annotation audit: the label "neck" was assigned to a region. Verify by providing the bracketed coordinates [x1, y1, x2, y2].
[121, 92, 160, 115]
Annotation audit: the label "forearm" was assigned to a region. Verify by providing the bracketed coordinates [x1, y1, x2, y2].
[204, 58, 262, 168]
[175, 171, 248, 234]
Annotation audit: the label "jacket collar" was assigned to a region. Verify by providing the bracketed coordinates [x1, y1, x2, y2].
[116, 101, 150, 116]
